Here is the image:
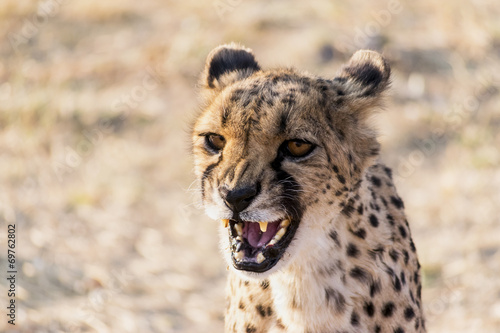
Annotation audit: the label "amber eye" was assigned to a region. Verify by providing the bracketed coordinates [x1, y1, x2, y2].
[205, 134, 226, 152]
[286, 140, 314, 157]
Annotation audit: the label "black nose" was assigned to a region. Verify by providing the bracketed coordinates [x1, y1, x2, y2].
[221, 185, 259, 213]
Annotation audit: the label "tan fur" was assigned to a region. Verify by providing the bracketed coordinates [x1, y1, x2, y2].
[192, 44, 425, 333]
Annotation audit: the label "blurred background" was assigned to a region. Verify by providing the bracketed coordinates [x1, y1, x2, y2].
[0, 0, 499, 332]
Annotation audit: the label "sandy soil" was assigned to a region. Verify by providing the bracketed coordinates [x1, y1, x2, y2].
[0, 0, 499, 332]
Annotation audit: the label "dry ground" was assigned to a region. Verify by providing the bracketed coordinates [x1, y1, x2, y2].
[0, 0, 499, 332]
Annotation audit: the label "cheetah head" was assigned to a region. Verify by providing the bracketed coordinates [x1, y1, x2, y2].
[192, 44, 390, 277]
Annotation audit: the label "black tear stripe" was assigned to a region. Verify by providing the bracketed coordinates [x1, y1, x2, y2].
[270, 150, 304, 224]
[201, 154, 223, 201]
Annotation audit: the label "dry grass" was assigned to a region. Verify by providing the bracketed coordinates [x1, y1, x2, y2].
[0, 0, 499, 332]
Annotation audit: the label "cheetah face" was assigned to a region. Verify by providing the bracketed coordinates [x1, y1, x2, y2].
[192, 44, 389, 276]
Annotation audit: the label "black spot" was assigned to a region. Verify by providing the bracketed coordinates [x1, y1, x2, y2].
[326, 184, 331, 190]
[394, 276, 402, 291]
[410, 240, 416, 252]
[256, 304, 266, 317]
[260, 280, 269, 289]
[267, 307, 273, 316]
[370, 281, 381, 297]
[394, 328, 404, 333]
[337, 174, 346, 184]
[398, 225, 407, 238]
[403, 250, 409, 265]
[349, 266, 371, 283]
[207, 48, 260, 88]
[384, 166, 393, 178]
[335, 190, 343, 196]
[350, 311, 360, 326]
[342, 200, 355, 218]
[370, 176, 382, 187]
[332, 165, 339, 173]
[351, 228, 367, 239]
[347, 243, 360, 258]
[400, 272, 406, 285]
[386, 214, 395, 226]
[279, 111, 288, 133]
[404, 307, 415, 321]
[363, 302, 375, 317]
[325, 288, 346, 313]
[329, 230, 341, 247]
[239, 300, 245, 309]
[244, 280, 249, 286]
[389, 249, 399, 262]
[382, 302, 395, 317]
[375, 325, 381, 333]
[357, 204, 364, 215]
[391, 196, 404, 209]
[370, 146, 380, 156]
[246, 324, 257, 333]
[369, 214, 379, 227]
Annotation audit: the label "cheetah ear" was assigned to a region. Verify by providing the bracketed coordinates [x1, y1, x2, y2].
[335, 50, 390, 100]
[202, 43, 260, 91]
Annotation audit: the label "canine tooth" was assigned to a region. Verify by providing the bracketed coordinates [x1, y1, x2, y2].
[222, 219, 229, 228]
[275, 228, 286, 240]
[268, 238, 277, 246]
[234, 223, 243, 236]
[256, 252, 265, 264]
[259, 221, 268, 232]
[234, 251, 244, 261]
[235, 236, 243, 242]
[280, 219, 290, 228]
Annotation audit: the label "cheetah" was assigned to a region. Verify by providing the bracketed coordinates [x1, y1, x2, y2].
[192, 43, 425, 333]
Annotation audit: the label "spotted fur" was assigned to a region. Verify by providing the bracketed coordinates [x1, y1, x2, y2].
[192, 43, 425, 333]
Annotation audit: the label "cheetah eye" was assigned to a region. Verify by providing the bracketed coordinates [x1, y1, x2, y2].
[284, 139, 315, 158]
[205, 134, 226, 153]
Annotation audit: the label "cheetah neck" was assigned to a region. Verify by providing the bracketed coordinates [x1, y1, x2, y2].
[266, 167, 405, 332]
[268, 212, 361, 332]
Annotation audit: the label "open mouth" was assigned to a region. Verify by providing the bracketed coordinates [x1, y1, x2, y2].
[222, 217, 298, 273]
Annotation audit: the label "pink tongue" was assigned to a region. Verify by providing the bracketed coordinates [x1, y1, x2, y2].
[244, 221, 280, 247]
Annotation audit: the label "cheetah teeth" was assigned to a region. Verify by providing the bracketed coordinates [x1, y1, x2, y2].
[268, 227, 286, 246]
[234, 250, 244, 261]
[225, 218, 291, 248]
[280, 219, 290, 228]
[256, 252, 266, 264]
[234, 223, 243, 236]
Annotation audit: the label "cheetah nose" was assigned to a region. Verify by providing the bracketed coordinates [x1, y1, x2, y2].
[220, 184, 259, 213]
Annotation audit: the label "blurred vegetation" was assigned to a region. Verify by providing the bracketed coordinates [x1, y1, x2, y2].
[0, 0, 499, 332]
